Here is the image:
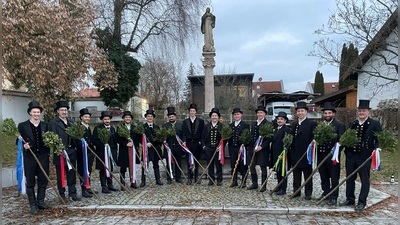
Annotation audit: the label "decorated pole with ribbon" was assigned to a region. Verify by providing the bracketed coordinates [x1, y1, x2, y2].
[258, 168, 275, 192]
[163, 142, 174, 180]
[195, 147, 218, 186]
[218, 139, 225, 166]
[128, 143, 137, 184]
[317, 154, 374, 205]
[240, 135, 263, 187]
[163, 141, 188, 181]
[269, 150, 308, 194]
[16, 137, 26, 195]
[81, 138, 91, 190]
[229, 145, 243, 187]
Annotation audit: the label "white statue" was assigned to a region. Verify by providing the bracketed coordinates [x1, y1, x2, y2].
[201, 7, 216, 52]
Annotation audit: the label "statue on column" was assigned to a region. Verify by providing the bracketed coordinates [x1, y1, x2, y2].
[201, 7, 216, 52]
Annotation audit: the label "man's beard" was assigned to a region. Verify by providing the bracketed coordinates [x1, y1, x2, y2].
[169, 120, 176, 123]
[324, 117, 332, 122]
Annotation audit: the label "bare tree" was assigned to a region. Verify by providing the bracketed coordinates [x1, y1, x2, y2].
[309, 0, 398, 84]
[93, 0, 210, 57]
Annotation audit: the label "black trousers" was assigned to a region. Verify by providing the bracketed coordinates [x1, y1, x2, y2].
[55, 151, 77, 197]
[186, 141, 202, 179]
[276, 167, 287, 191]
[293, 166, 312, 197]
[77, 147, 95, 190]
[318, 153, 340, 199]
[204, 146, 222, 182]
[166, 145, 183, 180]
[345, 155, 371, 204]
[229, 145, 247, 176]
[24, 153, 49, 189]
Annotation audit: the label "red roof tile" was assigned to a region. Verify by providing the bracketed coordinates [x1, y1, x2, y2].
[252, 81, 282, 94]
[78, 88, 100, 97]
[311, 82, 339, 94]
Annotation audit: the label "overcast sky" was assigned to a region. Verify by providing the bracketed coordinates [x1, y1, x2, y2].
[185, 0, 340, 93]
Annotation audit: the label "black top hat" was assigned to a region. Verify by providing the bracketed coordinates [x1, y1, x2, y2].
[321, 102, 336, 113]
[54, 100, 70, 111]
[79, 108, 92, 118]
[209, 108, 220, 117]
[254, 105, 267, 114]
[27, 101, 43, 114]
[232, 108, 243, 114]
[166, 107, 176, 116]
[144, 109, 156, 118]
[295, 102, 308, 111]
[357, 100, 371, 109]
[275, 111, 288, 121]
[100, 111, 112, 120]
[122, 110, 133, 119]
[188, 103, 198, 111]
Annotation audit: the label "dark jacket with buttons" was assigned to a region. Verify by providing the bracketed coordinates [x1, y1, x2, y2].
[249, 119, 272, 167]
[346, 118, 382, 160]
[143, 123, 163, 161]
[271, 124, 291, 168]
[48, 117, 76, 165]
[317, 119, 346, 155]
[289, 118, 318, 169]
[18, 120, 50, 160]
[93, 124, 118, 170]
[228, 121, 250, 148]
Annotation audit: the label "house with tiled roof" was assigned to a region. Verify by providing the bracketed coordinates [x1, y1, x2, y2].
[305, 81, 339, 95]
[252, 80, 284, 97]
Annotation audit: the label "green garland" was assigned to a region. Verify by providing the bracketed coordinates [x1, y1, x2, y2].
[98, 128, 111, 144]
[43, 131, 64, 156]
[221, 125, 233, 140]
[283, 133, 293, 149]
[375, 131, 398, 152]
[313, 123, 337, 144]
[167, 127, 176, 137]
[117, 125, 130, 140]
[65, 122, 86, 140]
[2, 118, 18, 136]
[133, 125, 145, 135]
[239, 129, 252, 145]
[155, 126, 169, 142]
[259, 123, 274, 138]
[339, 129, 359, 147]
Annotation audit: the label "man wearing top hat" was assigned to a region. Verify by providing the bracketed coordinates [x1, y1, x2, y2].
[201, 108, 224, 186]
[289, 101, 317, 200]
[182, 103, 205, 185]
[140, 109, 164, 187]
[93, 111, 119, 193]
[116, 110, 140, 189]
[247, 105, 273, 192]
[270, 111, 291, 195]
[227, 107, 250, 188]
[162, 107, 184, 184]
[340, 100, 382, 211]
[17, 101, 50, 214]
[76, 108, 96, 198]
[49, 101, 81, 201]
[316, 102, 345, 206]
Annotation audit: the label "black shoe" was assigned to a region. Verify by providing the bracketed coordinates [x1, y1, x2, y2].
[167, 179, 172, 185]
[186, 179, 192, 185]
[276, 190, 286, 195]
[130, 183, 138, 189]
[156, 179, 164, 185]
[208, 180, 214, 186]
[61, 195, 69, 203]
[316, 194, 326, 201]
[176, 178, 183, 183]
[339, 199, 355, 206]
[82, 189, 93, 198]
[140, 181, 146, 188]
[230, 181, 238, 187]
[70, 195, 81, 201]
[102, 186, 111, 193]
[247, 183, 258, 190]
[355, 203, 366, 211]
[108, 185, 118, 191]
[304, 195, 311, 200]
[328, 198, 337, 206]
[240, 182, 247, 188]
[87, 189, 98, 194]
[217, 181, 222, 186]
[30, 205, 39, 215]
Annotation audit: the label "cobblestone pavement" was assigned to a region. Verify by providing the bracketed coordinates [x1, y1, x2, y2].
[2, 161, 398, 224]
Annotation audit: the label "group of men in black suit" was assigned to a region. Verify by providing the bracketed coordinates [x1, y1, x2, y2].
[17, 99, 381, 214]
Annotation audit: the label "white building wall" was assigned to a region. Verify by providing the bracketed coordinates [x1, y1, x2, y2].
[357, 29, 398, 109]
[2, 94, 31, 124]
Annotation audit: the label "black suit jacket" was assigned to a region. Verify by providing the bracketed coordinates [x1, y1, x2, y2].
[249, 119, 272, 167]
[17, 120, 50, 157]
[93, 124, 118, 170]
[346, 118, 382, 160]
[228, 121, 250, 148]
[116, 124, 139, 167]
[143, 123, 163, 161]
[201, 121, 223, 147]
[289, 117, 318, 169]
[48, 117, 75, 165]
[271, 124, 291, 167]
[182, 117, 205, 142]
[75, 124, 95, 154]
[317, 119, 346, 155]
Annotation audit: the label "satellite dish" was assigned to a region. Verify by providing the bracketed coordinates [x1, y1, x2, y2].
[258, 77, 262, 82]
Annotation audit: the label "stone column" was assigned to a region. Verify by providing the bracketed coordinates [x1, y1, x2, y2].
[202, 52, 216, 113]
